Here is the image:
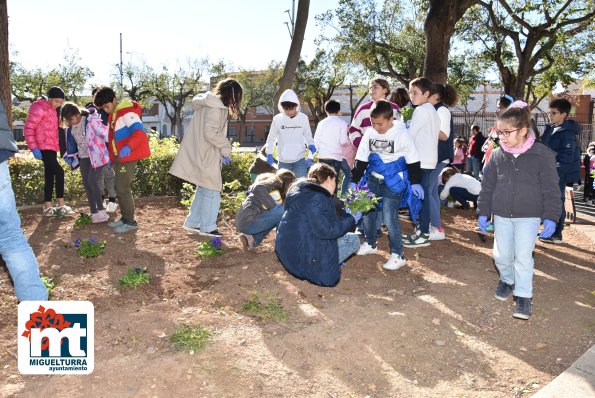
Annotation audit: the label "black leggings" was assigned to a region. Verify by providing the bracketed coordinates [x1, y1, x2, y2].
[41, 150, 64, 202]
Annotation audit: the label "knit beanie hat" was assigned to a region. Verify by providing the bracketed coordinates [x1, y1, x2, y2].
[47, 86, 65, 99]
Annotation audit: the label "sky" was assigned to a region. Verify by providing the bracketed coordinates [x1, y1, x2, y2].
[7, 0, 339, 87]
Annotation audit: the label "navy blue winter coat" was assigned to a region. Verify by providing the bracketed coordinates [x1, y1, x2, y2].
[541, 120, 582, 183]
[275, 180, 355, 287]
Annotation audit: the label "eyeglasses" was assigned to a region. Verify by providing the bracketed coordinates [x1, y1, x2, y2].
[547, 111, 560, 116]
[495, 128, 521, 137]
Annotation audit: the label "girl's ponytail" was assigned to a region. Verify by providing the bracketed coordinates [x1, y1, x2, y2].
[430, 83, 459, 107]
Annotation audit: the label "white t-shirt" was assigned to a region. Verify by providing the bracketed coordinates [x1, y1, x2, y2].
[265, 112, 314, 163]
[408, 102, 440, 169]
[314, 115, 349, 162]
[440, 173, 482, 200]
[355, 120, 419, 164]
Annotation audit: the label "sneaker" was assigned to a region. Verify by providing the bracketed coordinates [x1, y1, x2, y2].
[199, 229, 222, 237]
[402, 226, 420, 240]
[512, 297, 532, 320]
[495, 280, 514, 301]
[56, 205, 75, 216]
[402, 233, 430, 248]
[429, 226, 445, 241]
[42, 206, 55, 217]
[239, 234, 255, 251]
[114, 221, 138, 233]
[108, 219, 125, 228]
[182, 225, 201, 234]
[474, 222, 494, 232]
[357, 242, 377, 256]
[106, 201, 118, 213]
[91, 211, 109, 223]
[539, 235, 563, 244]
[383, 253, 407, 270]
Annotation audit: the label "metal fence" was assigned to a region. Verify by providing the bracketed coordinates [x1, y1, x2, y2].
[451, 112, 594, 152]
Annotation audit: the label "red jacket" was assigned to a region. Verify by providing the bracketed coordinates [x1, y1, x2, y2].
[24, 98, 60, 152]
[107, 99, 150, 163]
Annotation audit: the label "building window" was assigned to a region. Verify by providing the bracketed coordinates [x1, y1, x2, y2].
[246, 127, 255, 143]
[13, 128, 24, 142]
[228, 126, 238, 138]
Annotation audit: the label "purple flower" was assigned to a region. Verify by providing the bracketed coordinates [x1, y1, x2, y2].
[88, 237, 97, 244]
[74, 238, 81, 247]
[134, 267, 142, 273]
[346, 198, 352, 204]
[212, 237, 222, 248]
[367, 192, 375, 199]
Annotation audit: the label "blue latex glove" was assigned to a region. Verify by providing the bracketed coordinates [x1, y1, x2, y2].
[266, 154, 274, 166]
[345, 207, 362, 223]
[540, 219, 556, 238]
[32, 148, 42, 160]
[411, 184, 424, 200]
[305, 158, 314, 168]
[222, 156, 231, 165]
[119, 145, 131, 159]
[478, 215, 489, 235]
[308, 144, 317, 155]
[348, 182, 357, 191]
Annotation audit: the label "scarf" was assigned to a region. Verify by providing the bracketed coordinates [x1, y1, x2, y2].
[500, 131, 535, 155]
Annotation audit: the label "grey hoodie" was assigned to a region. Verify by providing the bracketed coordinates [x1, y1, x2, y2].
[0, 100, 19, 164]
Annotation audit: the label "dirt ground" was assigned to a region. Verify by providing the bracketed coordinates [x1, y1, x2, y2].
[1, 197, 593, 398]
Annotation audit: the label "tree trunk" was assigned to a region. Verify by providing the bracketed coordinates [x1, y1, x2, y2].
[273, 0, 310, 110]
[424, 0, 475, 83]
[0, 0, 11, 124]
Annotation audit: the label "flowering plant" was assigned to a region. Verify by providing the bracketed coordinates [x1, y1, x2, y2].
[400, 105, 414, 123]
[75, 237, 106, 258]
[119, 267, 150, 288]
[195, 237, 223, 258]
[342, 185, 379, 213]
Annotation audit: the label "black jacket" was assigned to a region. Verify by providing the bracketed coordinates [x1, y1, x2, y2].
[478, 142, 561, 221]
[541, 119, 582, 183]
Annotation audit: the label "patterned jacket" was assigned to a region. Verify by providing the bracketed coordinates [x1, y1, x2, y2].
[85, 109, 110, 168]
[107, 99, 150, 163]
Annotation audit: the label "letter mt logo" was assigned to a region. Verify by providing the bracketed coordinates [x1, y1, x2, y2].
[18, 301, 94, 374]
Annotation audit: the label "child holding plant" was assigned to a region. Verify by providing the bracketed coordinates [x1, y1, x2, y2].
[61, 103, 110, 223]
[477, 101, 560, 319]
[350, 100, 423, 270]
[235, 169, 295, 250]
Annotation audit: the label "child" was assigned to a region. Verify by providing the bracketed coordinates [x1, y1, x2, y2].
[170, 78, 243, 237]
[248, 147, 276, 182]
[265, 89, 315, 178]
[390, 87, 411, 109]
[539, 98, 582, 244]
[61, 103, 110, 223]
[314, 99, 349, 194]
[440, 167, 481, 209]
[428, 83, 459, 241]
[402, 77, 440, 248]
[467, 125, 485, 179]
[236, 169, 295, 250]
[93, 87, 151, 233]
[452, 138, 467, 172]
[583, 143, 595, 203]
[477, 101, 561, 320]
[24, 86, 74, 216]
[350, 100, 423, 270]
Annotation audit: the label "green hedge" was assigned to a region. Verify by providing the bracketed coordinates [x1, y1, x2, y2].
[10, 137, 256, 207]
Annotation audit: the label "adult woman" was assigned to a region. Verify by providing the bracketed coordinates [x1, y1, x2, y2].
[276, 163, 360, 287]
[170, 78, 243, 237]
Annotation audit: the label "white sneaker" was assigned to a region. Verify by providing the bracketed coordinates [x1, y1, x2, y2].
[429, 226, 445, 241]
[106, 202, 118, 213]
[383, 253, 407, 270]
[92, 210, 109, 223]
[357, 242, 377, 256]
[56, 205, 75, 215]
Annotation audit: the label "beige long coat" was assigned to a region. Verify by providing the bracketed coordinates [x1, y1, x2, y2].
[169, 92, 232, 192]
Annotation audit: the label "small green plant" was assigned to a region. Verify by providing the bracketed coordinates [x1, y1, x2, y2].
[195, 238, 223, 258]
[342, 185, 379, 213]
[180, 182, 196, 210]
[400, 105, 414, 123]
[169, 324, 211, 352]
[242, 290, 288, 323]
[74, 213, 92, 228]
[220, 180, 248, 220]
[75, 237, 106, 258]
[119, 267, 150, 288]
[41, 276, 55, 295]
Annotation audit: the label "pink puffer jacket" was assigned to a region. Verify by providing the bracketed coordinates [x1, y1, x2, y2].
[24, 98, 59, 152]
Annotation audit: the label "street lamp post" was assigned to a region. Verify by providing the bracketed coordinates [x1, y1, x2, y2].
[119, 33, 123, 99]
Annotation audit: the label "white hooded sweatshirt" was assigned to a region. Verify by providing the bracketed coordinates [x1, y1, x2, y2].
[265, 89, 314, 163]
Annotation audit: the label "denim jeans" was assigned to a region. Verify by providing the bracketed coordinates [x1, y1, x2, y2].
[429, 162, 446, 229]
[337, 232, 360, 263]
[184, 186, 221, 233]
[0, 161, 48, 301]
[319, 158, 342, 194]
[279, 158, 308, 178]
[240, 205, 285, 246]
[449, 187, 479, 208]
[555, 179, 566, 238]
[418, 169, 433, 234]
[340, 159, 351, 196]
[363, 175, 404, 256]
[466, 156, 481, 179]
[493, 215, 540, 298]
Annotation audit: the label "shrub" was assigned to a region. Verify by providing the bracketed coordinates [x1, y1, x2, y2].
[169, 324, 211, 352]
[9, 137, 255, 206]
